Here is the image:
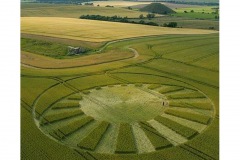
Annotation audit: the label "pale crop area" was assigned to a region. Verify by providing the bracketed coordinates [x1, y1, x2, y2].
[90, 1, 151, 7]
[80, 85, 165, 123]
[21, 17, 218, 42]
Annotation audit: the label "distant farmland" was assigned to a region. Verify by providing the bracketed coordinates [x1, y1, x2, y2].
[21, 3, 150, 18]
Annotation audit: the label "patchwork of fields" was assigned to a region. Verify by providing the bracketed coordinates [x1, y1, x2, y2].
[21, 2, 219, 160]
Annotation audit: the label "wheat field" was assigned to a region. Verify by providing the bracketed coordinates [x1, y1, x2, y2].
[21, 17, 218, 42]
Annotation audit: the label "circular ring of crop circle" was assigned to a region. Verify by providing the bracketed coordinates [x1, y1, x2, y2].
[33, 82, 215, 155]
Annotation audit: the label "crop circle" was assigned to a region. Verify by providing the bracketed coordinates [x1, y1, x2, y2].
[34, 83, 215, 155]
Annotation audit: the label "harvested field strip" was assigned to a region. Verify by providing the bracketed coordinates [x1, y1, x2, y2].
[154, 116, 198, 139]
[62, 120, 100, 147]
[132, 123, 155, 153]
[115, 123, 137, 154]
[148, 120, 188, 145]
[78, 121, 110, 151]
[59, 116, 94, 137]
[165, 109, 211, 125]
[94, 123, 119, 154]
[139, 122, 172, 150]
[42, 109, 84, 125]
[52, 101, 80, 109]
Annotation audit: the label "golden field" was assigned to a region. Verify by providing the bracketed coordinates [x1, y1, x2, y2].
[21, 17, 218, 42]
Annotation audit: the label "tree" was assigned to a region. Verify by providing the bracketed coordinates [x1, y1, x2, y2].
[191, 10, 194, 13]
[163, 22, 177, 28]
[147, 13, 155, 19]
[184, 11, 188, 13]
[163, 23, 167, 27]
[168, 22, 177, 27]
[139, 20, 145, 24]
[139, 14, 144, 19]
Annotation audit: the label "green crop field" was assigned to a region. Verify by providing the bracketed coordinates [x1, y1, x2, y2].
[172, 6, 219, 20]
[115, 123, 137, 153]
[21, 2, 219, 159]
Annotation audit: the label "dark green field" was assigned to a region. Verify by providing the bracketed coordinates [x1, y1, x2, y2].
[21, 1, 219, 160]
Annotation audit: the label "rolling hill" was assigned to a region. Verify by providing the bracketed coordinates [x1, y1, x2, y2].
[140, 3, 176, 14]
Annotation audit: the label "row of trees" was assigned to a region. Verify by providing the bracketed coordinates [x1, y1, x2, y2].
[80, 15, 159, 26]
[163, 22, 178, 28]
[139, 14, 155, 19]
[80, 15, 178, 28]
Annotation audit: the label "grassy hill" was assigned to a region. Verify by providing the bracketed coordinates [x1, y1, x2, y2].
[21, 3, 149, 18]
[140, 3, 176, 14]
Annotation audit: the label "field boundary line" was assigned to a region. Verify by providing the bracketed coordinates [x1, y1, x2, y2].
[21, 99, 32, 113]
[180, 144, 217, 160]
[161, 41, 218, 57]
[39, 91, 76, 119]
[73, 149, 88, 160]
[161, 58, 219, 73]
[188, 52, 219, 64]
